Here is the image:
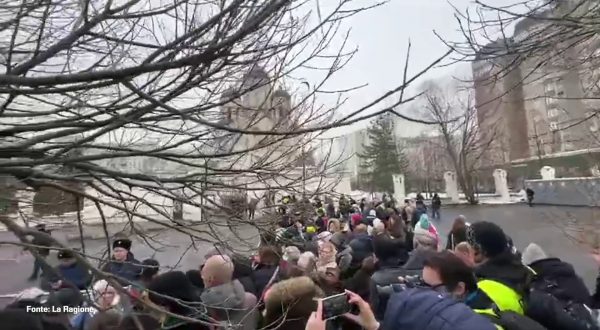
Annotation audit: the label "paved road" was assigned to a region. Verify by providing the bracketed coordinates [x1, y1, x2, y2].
[0, 222, 260, 306]
[434, 204, 600, 289]
[0, 204, 598, 305]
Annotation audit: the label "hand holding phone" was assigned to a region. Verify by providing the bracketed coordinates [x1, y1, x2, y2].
[342, 290, 379, 330]
[321, 293, 351, 320]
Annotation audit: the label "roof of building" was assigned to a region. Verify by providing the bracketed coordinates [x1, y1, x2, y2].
[474, 38, 514, 61]
[513, 10, 553, 35]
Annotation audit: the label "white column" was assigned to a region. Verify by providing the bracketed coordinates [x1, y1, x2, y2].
[392, 174, 406, 202]
[444, 171, 460, 203]
[540, 166, 556, 180]
[493, 169, 510, 202]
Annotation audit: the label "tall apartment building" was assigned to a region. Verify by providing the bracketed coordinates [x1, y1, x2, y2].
[472, 39, 530, 164]
[472, 3, 600, 164]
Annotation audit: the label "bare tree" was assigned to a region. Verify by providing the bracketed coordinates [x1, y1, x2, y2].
[0, 0, 451, 326]
[421, 80, 497, 204]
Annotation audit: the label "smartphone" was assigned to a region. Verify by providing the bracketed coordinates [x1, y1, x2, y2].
[321, 293, 351, 320]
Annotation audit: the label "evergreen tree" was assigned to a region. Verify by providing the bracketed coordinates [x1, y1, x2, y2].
[359, 114, 409, 193]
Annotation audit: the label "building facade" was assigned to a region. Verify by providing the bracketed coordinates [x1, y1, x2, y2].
[472, 4, 600, 171]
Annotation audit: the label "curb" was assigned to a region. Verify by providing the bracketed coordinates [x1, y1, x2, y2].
[64, 225, 168, 242]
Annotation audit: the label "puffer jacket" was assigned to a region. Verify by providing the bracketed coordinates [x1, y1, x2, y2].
[381, 288, 497, 330]
[526, 290, 599, 330]
[529, 258, 591, 305]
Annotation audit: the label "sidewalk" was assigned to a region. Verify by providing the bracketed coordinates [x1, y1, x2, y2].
[0, 218, 261, 246]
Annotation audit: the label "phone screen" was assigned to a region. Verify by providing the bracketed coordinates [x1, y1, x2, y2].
[321, 293, 351, 320]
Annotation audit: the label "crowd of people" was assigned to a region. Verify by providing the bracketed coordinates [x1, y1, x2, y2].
[3, 194, 600, 330]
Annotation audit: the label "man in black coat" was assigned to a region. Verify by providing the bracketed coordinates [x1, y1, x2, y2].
[101, 238, 142, 285]
[522, 243, 590, 305]
[27, 224, 54, 281]
[369, 233, 414, 320]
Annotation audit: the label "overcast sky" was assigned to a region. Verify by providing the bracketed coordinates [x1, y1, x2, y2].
[315, 0, 513, 136]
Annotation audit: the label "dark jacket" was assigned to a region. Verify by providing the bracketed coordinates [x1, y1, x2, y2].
[445, 228, 467, 251]
[251, 264, 279, 299]
[432, 196, 441, 209]
[369, 252, 428, 321]
[31, 231, 53, 256]
[593, 272, 600, 308]
[101, 252, 142, 285]
[475, 252, 533, 297]
[373, 234, 409, 266]
[232, 257, 257, 295]
[55, 262, 91, 290]
[380, 289, 497, 330]
[343, 268, 373, 302]
[200, 280, 258, 330]
[527, 290, 599, 330]
[348, 233, 373, 267]
[369, 264, 407, 320]
[403, 248, 434, 272]
[529, 258, 590, 305]
[411, 206, 427, 227]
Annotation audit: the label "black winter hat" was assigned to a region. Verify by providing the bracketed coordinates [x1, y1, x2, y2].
[373, 235, 403, 261]
[148, 271, 201, 313]
[112, 238, 132, 251]
[141, 258, 160, 278]
[57, 249, 74, 260]
[467, 221, 508, 258]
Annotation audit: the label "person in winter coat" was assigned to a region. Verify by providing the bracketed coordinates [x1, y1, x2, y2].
[251, 246, 281, 299]
[431, 193, 442, 220]
[101, 238, 142, 285]
[316, 241, 337, 273]
[200, 255, 258, 330]
[522, 243, 591, 304]
[263, 276, 323, 330]
[369, 233, 412, 319]
[445, 215, 468, 250]
[71, 279, 122, 330]
[521, 243, 599, 330]
[348, 224, 373, 270]
[419, 251, 547, 330]
[27, 224, 54, 281]
[411, 200, 427, 228]
[470, 223, 533, 292]
[387, 213, 406, 241]
[148, 271, 211, 330]
[330, 231, 352, 274]
[48, 249, 91, 290]
[381, 288, 497, 330]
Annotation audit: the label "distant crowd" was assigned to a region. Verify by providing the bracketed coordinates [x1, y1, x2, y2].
[2, 193, 600, 330]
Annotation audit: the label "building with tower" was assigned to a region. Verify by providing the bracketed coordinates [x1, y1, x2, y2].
[216, 65, 351, 198]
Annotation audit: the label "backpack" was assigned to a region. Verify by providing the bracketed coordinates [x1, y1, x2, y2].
[482, 305, 547, 330]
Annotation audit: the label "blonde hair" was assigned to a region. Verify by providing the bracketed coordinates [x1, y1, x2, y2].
[92, 280, 120, 307]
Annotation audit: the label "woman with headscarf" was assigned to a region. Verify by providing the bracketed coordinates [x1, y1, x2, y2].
[315, 241, 337, 273]
[71, 280, 121, 330]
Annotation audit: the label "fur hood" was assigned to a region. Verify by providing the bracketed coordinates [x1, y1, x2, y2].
[265, 276, 323, 321]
